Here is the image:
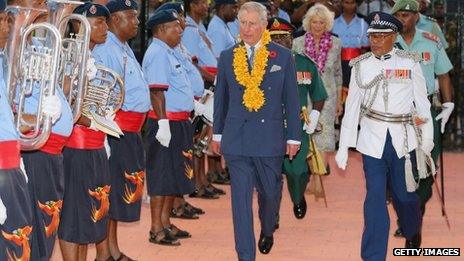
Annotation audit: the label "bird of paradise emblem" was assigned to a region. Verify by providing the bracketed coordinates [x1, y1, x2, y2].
[123, 171, 145, 204]
[88, 185, 111, 223]
[1, 226, 33, 261]
[182, 150, 194, 179]
[37, 200, 63, 238]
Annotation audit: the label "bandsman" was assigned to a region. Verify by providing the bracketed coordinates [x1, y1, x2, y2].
[92, 0, 150, 260]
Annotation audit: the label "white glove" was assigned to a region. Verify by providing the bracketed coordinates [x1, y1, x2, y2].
[20, 157, 28, 183]
[42, 95, 62, 124]
[335, 146, 349, 170]
[194, 100, 207, 116]
[104, 137, 111, 159]
[303, 110, 320, 135]
[0, 196, 6, 225]
[420, 139, 434, 156]
[156, 119, 171, 147]
[435, 102, 454, 133]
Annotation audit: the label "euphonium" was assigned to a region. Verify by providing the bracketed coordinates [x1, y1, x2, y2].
[3, 7, 62, 150]
[82, 65, 125, 119]
[47, 0, 91, 123]
[3, 6, 47, 106]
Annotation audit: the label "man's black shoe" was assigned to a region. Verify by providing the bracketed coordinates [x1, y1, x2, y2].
[405, 233, 421, 248]
[293, 197, 307, 219]
[258, 233, 274, 254]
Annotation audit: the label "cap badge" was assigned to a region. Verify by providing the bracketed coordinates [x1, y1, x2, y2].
[89, 5, 97, 15]
[172, 11, 178, 18]
[125, 0, 131, 7]
[272, 19, 280, 29]
[374, 13, 380, 22]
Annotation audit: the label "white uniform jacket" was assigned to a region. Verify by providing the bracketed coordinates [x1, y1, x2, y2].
[339, 49, 433, 159]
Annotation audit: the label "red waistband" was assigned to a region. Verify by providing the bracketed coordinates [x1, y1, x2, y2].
[66, 125, 106, 150]
[40, 133, 69, 155]
[0, 141, 20, 169]
[341, 48, 362, 61]
[202, 66, 217, 76]
[114, 110, 147, 133]
[148, 111, 191, 121]
[148, 110, 158, 120]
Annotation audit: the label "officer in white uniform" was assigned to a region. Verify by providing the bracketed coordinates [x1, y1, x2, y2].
[335, 12, 433, 261]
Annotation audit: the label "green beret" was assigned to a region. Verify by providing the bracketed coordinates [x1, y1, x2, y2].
[391, 0, 419, 14]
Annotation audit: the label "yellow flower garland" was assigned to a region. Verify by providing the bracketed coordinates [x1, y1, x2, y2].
[233, 30, 271, 111]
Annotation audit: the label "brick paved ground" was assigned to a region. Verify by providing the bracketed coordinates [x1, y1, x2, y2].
[51, 152, 464, 260]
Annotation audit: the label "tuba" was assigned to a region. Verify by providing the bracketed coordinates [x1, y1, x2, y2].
[47, 0, 91, 123]
[82, 65, 125, 123]
[3, 6, 62, 150]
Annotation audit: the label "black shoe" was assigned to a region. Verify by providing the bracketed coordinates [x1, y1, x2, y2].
[170, 207, 199, 219]
[394, 227, 404, 238]
[293, 197, 307, 219]
[189, 187, 219, 199]
[258, 233, 274, 254]
[207, 184, 225, 195]
[405, 233, 421, 248]
[184, 202, 205, 215]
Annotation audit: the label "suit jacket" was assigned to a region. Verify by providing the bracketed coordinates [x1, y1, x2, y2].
[213, 42, 300, 157]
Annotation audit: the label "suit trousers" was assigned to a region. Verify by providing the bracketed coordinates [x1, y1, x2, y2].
[223, 154, 283, 261]
[361, 132, 421, 261]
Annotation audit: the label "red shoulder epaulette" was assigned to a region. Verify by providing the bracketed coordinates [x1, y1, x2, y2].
[422, 31, 440, 43]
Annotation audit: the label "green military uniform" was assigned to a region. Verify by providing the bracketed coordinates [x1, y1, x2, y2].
[393, 0, 453, 211]
[283, 53, 328, 204]
[417, 13, 449, 49]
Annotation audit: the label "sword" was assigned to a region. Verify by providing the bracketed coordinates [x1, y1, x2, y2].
[428, 155, 451, 230]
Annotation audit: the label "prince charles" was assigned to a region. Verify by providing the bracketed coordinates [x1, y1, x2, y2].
[211, 2, 300, 261]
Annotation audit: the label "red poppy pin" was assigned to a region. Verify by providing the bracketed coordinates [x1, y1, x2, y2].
[269, 51, 277, 58]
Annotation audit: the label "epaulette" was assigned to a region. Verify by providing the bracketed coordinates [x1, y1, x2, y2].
[424, 15, 437, 22]
[349, 52, 372, 67]
[395, 49, 422, 63]
[330, 32, 339, 38]
[422, 31, 443, 49]
[422, 31, 439, 43]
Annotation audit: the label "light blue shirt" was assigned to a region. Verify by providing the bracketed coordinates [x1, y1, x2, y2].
[207, 15, 236, 58]
[177, 44, 204, 98]
[93, 32, 151, 113]
[278, 9, 291, 22]
[181, 16, 217, 67]
[332, 15, 369, 48]
[227, 19, 240, 41]
[417, 14, 449, 49]
[142, 38, 194, 112]
[0, 75, 19, 141]
[396, 29, 453, 95]
[358, 0, 392, 16]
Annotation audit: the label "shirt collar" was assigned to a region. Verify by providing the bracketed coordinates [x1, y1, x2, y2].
[374, 48, 395, 60]
[244, 40, 261, 51]
[108, 31, 131, 51]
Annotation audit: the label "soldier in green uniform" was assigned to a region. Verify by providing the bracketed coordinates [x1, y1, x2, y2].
[391, 0, 454, 237]
[267, 17, 328, 219]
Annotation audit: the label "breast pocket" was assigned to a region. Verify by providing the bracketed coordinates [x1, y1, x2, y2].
[168, 57, 189, 87]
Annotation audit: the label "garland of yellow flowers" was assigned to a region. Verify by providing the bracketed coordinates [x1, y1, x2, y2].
[233, 30, 271, 111]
